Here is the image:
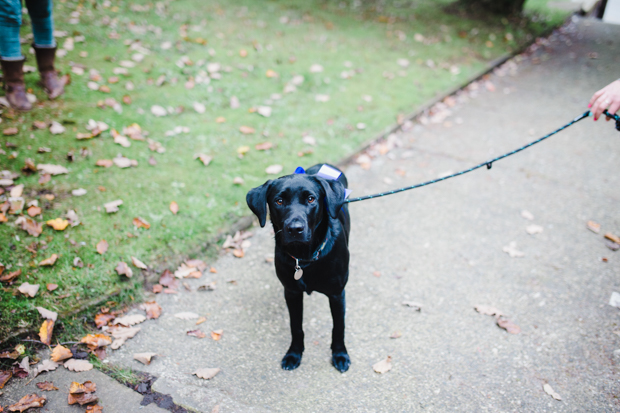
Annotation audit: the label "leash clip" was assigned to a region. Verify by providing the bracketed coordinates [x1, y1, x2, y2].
[486, 162, 493, 170]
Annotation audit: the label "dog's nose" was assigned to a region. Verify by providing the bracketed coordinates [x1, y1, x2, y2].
[286, 220, 305, 235]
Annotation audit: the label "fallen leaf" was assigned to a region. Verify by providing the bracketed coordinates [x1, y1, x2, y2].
[232, 249, 244, 258]
[0, 370, 11, 388]
[96, 240, 108, 254]
[257, 106, 272, 117]
[37, 164, 68, 175]
[46, 218, 69, 231]
[31, 359, 59, 377]
[133, 217, 150, 229]
[36, 381, 58, 391]
[27, 205, 42, 217]
[526, 224, 543, 235]
[543, 383, 562, 401]
[39, 320, 55, 346]
[15, 217, 43, 237]
[133, 352, 157, 365]
[193, 367, 220, 380]
[7, 394, 46, 412]
[113, 156, 137, 168]
[49, 121, 65, 135]
[605, 233, 620, 244]
[373, 356, 392, 374]
[110, 326, 141, 349]
[215, 116, 226, 123]
[196, 317, 207, 325]
[46, 284, 58, 292]
[502, 242, 524, 258]
[187, 329, 206, 338]
[70, 380, 96, 394]
[195, 154, 212, 166]
[390, 331, 402, 339]
[115, 262, 133, 279]
[151, 105, 167, 117]
[255, 142, 273, 151]
[64, 359, 93, 372]
[141, 301, 162, 319]
[68, 392, 98, 406]
[170, 201, 179, 215]
[80, 334, 112, 349]
[496, 317, 521, 334]
[239, 126, 255, 134]
[10, 184, 23, 197]
[50, 345, 73, 362]
[174, 312, 199, 320]
[86, 405, 103, 412]
[1, 269, 21, 283]
[197, 282, 216, 291]
[113, 314, 145, 326]
[95, 159, 113, 168]
[131, 256, 147, 270]
[159, 270, 177, 288]
[474, 305, 504, 317]
[3, 127, 18, 136]
[265, 165, 283, 175]
[153, 284, 163, 293]
[94, 313, 114, 328]
[18, 282, 40, 297]
[211, 329, 223, 341]
[193, 102, 206, 114]
[39, 254, 58, 266]
[104, 199, 123, 213]
[265, 69, 278, 78]
[586, 220, 601, 233]
[521, 210, 534, 220]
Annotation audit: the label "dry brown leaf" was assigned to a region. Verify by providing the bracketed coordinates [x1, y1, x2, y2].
[255, 142, 273, 151]
[133, 352, 157, 365]
[37, 164, 69, 175]
[115, 262, 133, 278]
[390, 331, 402, 339]
[39, 254, 58, 266]
[193, 368, 220, 380]
[50, 345, 73, 362]
[94, 313, 115, 329]
[170, 201, 179, 215]
[46, 283, 58, 291]
[27, 206, 42, 217]
[373, 356, 392, 374]
[69, 380, 96, 394]
[15, 216, 43, 237]
[133, 217, 150, 229]
[605, 233, 620, 244]
[187, 329, 206, 338]
[211, 329, 223, 341]
[39, 319, 54, 346]
[186, 259, 207, 271]
[110, 326, 141, 349]
[239, 126, 255, 134]
[32, 359, 59, 377]
[543, 383, 562, 401]
[232, 249, 244, 258]
[46, 218, 69, 231]
[18, 282, 39, 297]
[197, 282, 216, 291]
[0, 370, 11, 388]
[141, 301, 162, 319]
[103, 199, 123, 213]
[7, 394, 46, 412]
[474, 305, 504, 317]
[496, 317, 521, 334]
[64, 359, 93, 372]
[3, 127, 18, 136]
[195, 154, 212, 166]
[131, 256, 147, 270]
[152, 284, 163, 293]
[586, 220, 601, 233]
[113, 314, 145, 326]
[215, 116, 226, 123]
[36, 381, 58, 391]
[86, 405, 103, 413]
[174, 312, 199, 320]
[1, 269, 21, 283]
[95, 159, 113, 167]
[196, 317, 206, 325]
[96, 239, 108, 255]
[68, 392, 98, 405]
[80, 334, 112, 348]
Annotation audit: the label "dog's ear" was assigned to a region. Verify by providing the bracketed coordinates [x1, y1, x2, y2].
[246, 180, 272, 227]
[318, 178, 346, 219]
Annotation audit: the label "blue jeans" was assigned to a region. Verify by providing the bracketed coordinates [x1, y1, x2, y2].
[0, 0, 55, 60]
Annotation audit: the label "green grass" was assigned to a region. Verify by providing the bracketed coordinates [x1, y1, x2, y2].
[0, 0, 573, 342]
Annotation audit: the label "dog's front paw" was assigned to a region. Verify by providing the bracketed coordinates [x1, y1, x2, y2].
[281, 351, 303, 370]
[332, 351, 350, 372]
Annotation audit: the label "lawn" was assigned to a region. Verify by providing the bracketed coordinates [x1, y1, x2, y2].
[0, 0, 574, 343]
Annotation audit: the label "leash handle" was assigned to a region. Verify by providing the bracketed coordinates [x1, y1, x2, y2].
[346, 111, 594, 204]
[603, 110, 620, 131]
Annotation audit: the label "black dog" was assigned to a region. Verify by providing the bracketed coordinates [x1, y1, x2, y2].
[246, 164, 351, 372]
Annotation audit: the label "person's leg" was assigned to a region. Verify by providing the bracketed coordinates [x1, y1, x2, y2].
[0, 0, 23, 59]
[26, 0, 65, 99]
[25, 0, 55, 48]
[0, 0, 32, 110]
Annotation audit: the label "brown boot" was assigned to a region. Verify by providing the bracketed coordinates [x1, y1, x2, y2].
[33, 45, 65, 100]
[0, 58, 32, 111]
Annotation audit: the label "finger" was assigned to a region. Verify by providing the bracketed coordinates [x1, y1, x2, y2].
[607, 100, 620, 118]
[589, 88, 606, 107]
[592, 95, 609, 120]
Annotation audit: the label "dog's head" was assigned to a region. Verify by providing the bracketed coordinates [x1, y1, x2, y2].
[246, 173, 345, 246]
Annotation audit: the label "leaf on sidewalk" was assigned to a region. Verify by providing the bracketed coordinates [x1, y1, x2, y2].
[112, 314, 145, 326]
[141, 301, 161, 319]
[502, 242, 524, 258]
[134, 352, 157, 365]
[586, 220, 600, 233]
[543, 383, 562, 401]
[496, 317, 521, 334]
[7, 394, 47, 412]
[32, 359, 59, 377]
[372, 356, 392, 374]
[193, 367, 220, 380]
[64, 359, 93, 372]
[80, 334, 112, 349]
[50, 345, 73, 362]
[187, 329, 206, 339]
[211, 329, 223, 341]
[474, 305, 504, 317]
[36, 381, 58, 391]
[174, 312, 199, 320]
[0, 370, 12, 388]
[110, 326, 141, 349]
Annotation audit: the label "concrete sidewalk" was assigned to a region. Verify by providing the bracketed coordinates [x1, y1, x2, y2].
[5, 16, 620, 412]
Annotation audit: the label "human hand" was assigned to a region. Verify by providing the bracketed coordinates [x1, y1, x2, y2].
[589, 80, 620, 121]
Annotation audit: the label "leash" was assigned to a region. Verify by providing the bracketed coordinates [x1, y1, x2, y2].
[345, 110, 620, 204]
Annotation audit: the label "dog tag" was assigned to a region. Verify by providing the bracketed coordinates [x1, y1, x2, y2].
[293, 258, 303, 280]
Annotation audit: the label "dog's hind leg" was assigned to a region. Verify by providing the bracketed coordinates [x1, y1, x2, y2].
[282, 289, 305, 370]
[328, 290, 350, 372]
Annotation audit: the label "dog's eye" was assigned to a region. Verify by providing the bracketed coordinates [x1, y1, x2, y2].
[307, 196, 315, 203]
[275, 198, 283, 206]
